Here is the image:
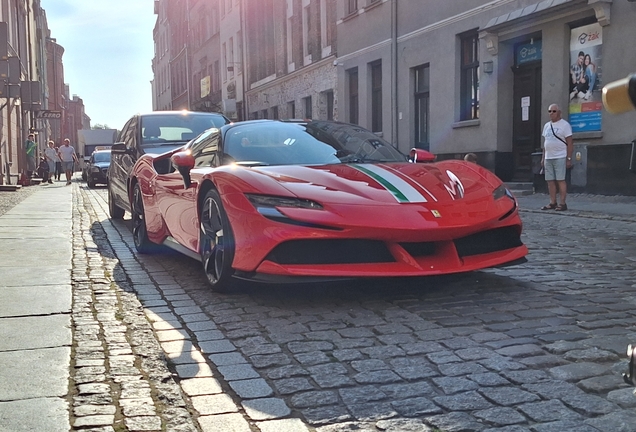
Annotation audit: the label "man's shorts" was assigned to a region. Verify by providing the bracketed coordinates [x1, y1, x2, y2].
[48, 161, 56, 173]
[61, 161, 74, 172]
[544, 157, 567, 181]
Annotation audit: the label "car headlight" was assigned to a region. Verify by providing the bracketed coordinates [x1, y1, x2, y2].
[246, 194, 323, 212]
[90, 166, 100, 173]
[492, 184, 514, 201]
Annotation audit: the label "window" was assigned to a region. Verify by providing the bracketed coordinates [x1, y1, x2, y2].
[222, 43, 227, 82]
[213, 60, 220, 92]
[228, 37, 234, 79]
[288, 101, 296, 118]
[460, 31, 479, 121]
[303, 2, 311, 64]
[347, 0, 358, 15]
[325, 90, 334, 121]
[414, 64, 430, 150]
[236, 30, 243, 74]
[272, 106, 279, 119]
[304, 96, 313, 119]
[348, 68, 359, 124]
[371, 61, 382, 132]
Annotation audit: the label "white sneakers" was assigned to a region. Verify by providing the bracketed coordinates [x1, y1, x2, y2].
[570, 91, 577, 100]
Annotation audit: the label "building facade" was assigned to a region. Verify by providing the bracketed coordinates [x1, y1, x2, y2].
[244, 0, 338, 122]
[0, 1, 88, 184]
[151, 0, 636, 195]
[152, 0, 172, 111]
[336, 0, 636, 195]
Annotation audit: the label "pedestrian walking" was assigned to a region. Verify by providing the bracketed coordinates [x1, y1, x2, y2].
[25, 133, 37, 178]
[58, 138, 79, 185]
[540, 104, 573, 211]
[54, 144, 63, 180]
[43, 140, 58, 184]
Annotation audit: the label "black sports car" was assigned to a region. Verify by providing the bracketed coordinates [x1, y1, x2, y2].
[107, 110, 231, 218]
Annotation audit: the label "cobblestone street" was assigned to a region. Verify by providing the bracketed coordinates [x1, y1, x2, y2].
[67, 184, 636, 431]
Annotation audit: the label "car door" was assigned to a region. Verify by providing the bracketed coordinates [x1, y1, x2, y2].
[156, 129, 220, 252]
[110, 119, 133, 208]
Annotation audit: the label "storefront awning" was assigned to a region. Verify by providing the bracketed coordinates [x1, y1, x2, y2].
[484, 0, 611, 31]
[481, 0, 611, 54]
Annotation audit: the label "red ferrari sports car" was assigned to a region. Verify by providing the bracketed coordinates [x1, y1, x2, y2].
[128, 120, 527, 292]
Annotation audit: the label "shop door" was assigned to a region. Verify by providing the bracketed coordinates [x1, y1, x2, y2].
[512, 63, 542, 181]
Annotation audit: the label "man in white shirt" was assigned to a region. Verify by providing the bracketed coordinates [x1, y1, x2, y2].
[540, 104, 573, 211]
[58, 138, 79, 185]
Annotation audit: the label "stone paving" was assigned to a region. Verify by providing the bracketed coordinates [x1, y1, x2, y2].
[72, 184, 636, 432]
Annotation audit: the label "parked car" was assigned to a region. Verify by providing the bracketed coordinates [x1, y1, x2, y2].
[107, 110, 230, 219]
[125, 119, 528, 292]
[84, 149, 111, 188]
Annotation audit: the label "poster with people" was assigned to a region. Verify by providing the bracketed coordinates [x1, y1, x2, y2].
[569, 22, 603, 132]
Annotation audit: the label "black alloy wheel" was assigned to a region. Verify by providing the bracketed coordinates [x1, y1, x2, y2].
[199, 189, 236, 292]
[131, 183, 154, 253]
[108, 183, 125, 219]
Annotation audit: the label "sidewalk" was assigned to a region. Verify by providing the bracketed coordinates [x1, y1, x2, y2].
[0, 181, 72, 432]
[516, 192, 636, 222]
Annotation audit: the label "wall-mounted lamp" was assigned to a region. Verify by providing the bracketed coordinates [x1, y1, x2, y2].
[483, 61, 494, 74]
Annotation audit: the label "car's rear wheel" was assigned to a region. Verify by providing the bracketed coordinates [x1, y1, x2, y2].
[199, 189, 236, 292]
[131, 183, 154, 253]
[108, 182, 125, 219]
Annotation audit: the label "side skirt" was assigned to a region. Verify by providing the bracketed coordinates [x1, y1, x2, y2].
[163, 236, 201, 262]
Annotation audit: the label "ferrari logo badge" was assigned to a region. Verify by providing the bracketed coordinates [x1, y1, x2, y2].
[444, 170, 465, 199]
[431, 210, 441, 218]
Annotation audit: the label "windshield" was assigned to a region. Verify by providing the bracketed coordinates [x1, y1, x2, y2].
[92, 152, 110, 163]
[222, 121, 407, 166]
[141, 113, 229, 146]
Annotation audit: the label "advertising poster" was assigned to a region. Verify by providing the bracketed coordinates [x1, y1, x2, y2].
[569, 23, 603, 132]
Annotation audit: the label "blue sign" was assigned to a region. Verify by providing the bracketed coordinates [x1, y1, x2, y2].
[570, 111, 602, 133]
[516, 41, 542, 66]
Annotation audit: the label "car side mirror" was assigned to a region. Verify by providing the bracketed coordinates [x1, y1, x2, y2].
[171, 151, 195, 188]
[409, 148, 436, 163]
[111, 142, 133, 155]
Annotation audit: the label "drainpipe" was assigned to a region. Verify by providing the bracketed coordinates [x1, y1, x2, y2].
[185, 0, 192, 109]
[391, 0, 398, 148]
[240, 0, 248, 120]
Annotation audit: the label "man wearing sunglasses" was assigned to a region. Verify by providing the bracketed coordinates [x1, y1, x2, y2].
[540, 104, 573, 211]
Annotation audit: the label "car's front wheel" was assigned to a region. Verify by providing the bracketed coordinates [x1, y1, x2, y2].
[131, 183, 154, 253]
[108, 182, 125, 219]
[199, 189, 236, 292]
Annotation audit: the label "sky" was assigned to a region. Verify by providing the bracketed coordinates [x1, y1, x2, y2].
[39, 0, 157, 130]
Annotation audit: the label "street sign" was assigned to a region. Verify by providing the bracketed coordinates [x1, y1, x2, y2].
[35, 110, 62, 119]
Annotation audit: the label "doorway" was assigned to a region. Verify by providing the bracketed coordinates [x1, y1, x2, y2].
[512, 62, 542, 181]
